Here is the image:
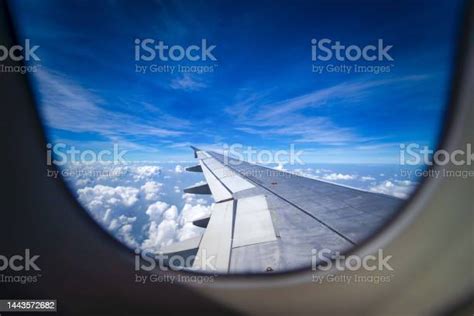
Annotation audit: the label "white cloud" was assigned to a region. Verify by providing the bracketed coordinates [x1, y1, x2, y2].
[369, 180, 415, 199]
[140, 181, 163, 200]
[141, 202, 180, 251]
[235, 116, 358, 145]
[176, 202, 211, 242]
[145, 201, 170, 222]
[170, 74, 207, 91]
[141, 218, 178, 251]
[196, 198, 208, 205]
[174, 164, 184, 173]
[251, 76, 428, 121]
[53, 159, 217, 254]
[103, 208, 112, 222]
[361, 176, 376, 181]
[75, 178, 91, 187]
[108, 215, 139, 248]
[182, 192, 198, 203]
[180, 203, 210, 223]
[132, 166, 161, 181]
[109, 214, 136, 231]
[78, 185, 139, 216]
[77, 185, 142, 248]
[322, 173, 356, 181]
[227, 76, 427, 147]
[34, 70, 184, 139]
[65, 161, 216, 254]
[117, 224, 139, 248]
[394, 180, 413, 186]
[163, 205, 178, 220]
[274, 163, 286, 171]
[140, 194, 211, 252]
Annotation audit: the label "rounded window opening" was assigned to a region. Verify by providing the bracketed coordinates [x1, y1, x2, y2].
[10, 0, 463, 274]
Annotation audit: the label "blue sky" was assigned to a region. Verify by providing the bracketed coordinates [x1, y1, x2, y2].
[10, 0, 463, 163]
[8, 0, 465, 254]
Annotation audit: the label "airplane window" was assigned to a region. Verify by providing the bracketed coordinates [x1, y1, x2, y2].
[8, 0, 464, 274]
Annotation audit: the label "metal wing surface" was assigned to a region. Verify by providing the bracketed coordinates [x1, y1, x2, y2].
[160, 147, 402, 273]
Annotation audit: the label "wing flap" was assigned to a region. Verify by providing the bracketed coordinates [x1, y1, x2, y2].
[233, 195, 277, 248]
[159, 236, 202, 255]
[192, 200, 234, 273]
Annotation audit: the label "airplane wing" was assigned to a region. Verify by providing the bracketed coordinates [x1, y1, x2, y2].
[160, 147, 403, 273]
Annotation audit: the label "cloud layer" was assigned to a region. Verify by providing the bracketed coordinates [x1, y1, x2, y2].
[64, 162, 417, 251]
[69, 162, 212, 251]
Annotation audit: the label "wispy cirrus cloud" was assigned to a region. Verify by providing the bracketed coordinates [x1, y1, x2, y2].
[252, 75, 429, 120]
[235, 116, 359, 145]
[33, 69, 187, 139]
[170, 73, 207, 91]
[227, 75, 429, 146]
